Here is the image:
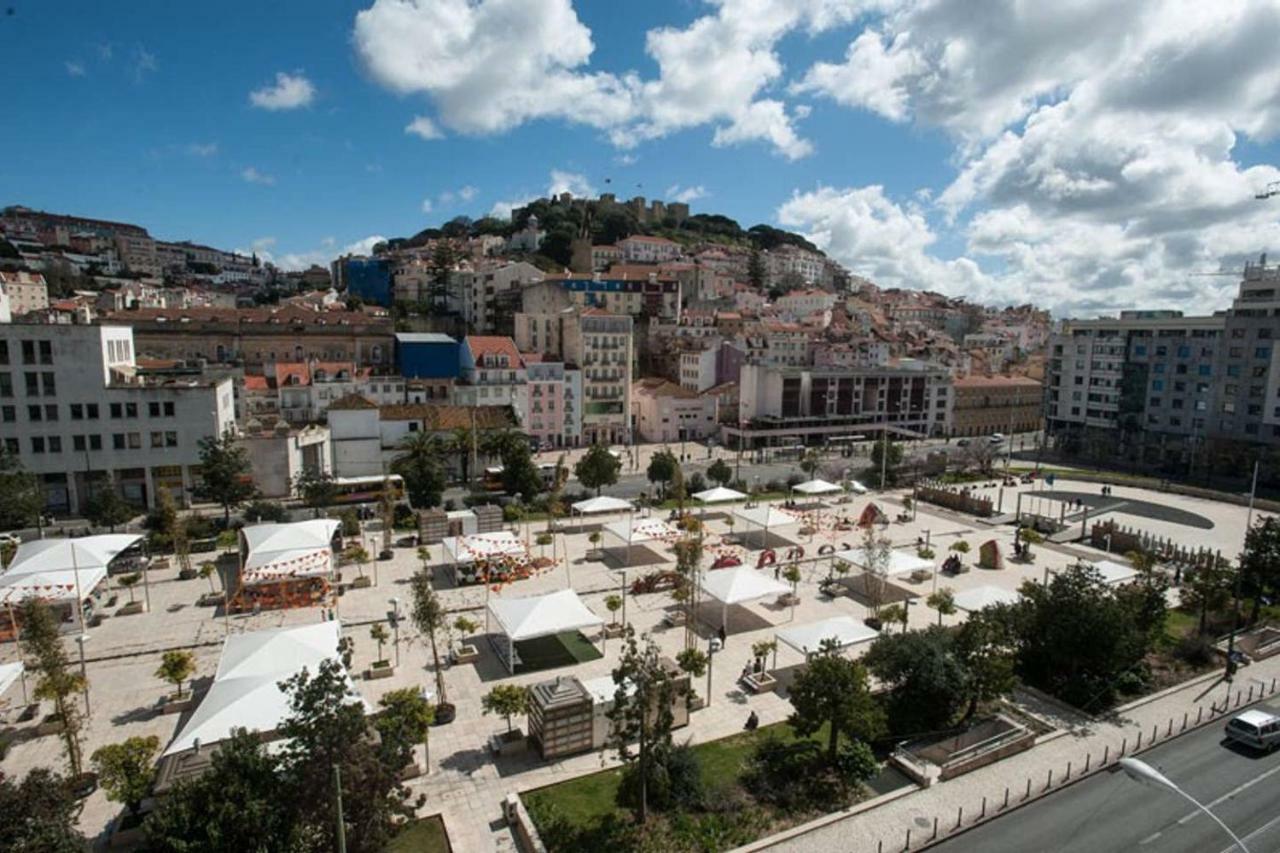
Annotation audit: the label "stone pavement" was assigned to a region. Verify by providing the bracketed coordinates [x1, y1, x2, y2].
[758, 654, 1280, 853]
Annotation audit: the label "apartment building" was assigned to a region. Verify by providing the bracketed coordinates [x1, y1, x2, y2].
[766, 246, 827, 286]
[951, 375, 1043, 437]
[242, 362, 405, 425]
[630, 378, 717, 443]
[521, 357, 582, 448]
[617, 235, 682, 264]
[530, 274, 682, 321]
[776, 288, 837, 317]
[452, 336, 525, 411]
[0, 271, 50, 318]
[461, 262, 543, 335]
[0, 324, 236, 514]
[564, 311, 633, 445]
[730, 359, 952, 448]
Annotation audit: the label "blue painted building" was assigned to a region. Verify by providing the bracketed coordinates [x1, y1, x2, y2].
[340, 257, 393, 306]
[395, 332, 461, 379]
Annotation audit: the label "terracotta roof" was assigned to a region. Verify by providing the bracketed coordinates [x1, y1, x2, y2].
[242, 375, 270, 391]
[378, 404, 517, 431]
[465, 336, 522, 367]
[328, 394, 378, 410]
[274, 362, 311, 387]
[136, 358, 181, 370]
[632, 378, 699, 399]
[953, 375, 1042, 388]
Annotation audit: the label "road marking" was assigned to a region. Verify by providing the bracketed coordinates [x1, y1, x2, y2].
[1139, 831, 1162, 844]
[1214, 811, 1280, 853]
[1172, 760, 1280, 827]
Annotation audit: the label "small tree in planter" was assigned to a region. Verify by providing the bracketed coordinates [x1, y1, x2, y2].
[198, 561, 220, 596]
[1018, 528, 1042, 562]
[451, 616, 480, 662]
[369, 623, 391, 677]
[344, 544, 371, 587]
[155, 650, 195, 702]
[118, 572, 142, 606]
[782, 563, 802, 616]
[535, 531, 553, 559]
[482, 684, 530, 754]
[927, 588, 957, 626]
[588, 531, 602, 559]
[949, 540, 970, 564]
[375, 687, 435, 777]
[605, 593, 623, 627]
[91, 735, 160, 821]
[879, 603, 909, 634]
[751, 638, 777, 674]
[675, 647, 708, 710]
[409, 568, 453, 724]
[21, 599, 86, 780]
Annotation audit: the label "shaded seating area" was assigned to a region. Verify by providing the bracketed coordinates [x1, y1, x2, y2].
[830, 547, 934, 582]
[700, 566, 790, 635]
[232, 520, 340, 613]
[1079, 559, 1139, 585]
[0, 534, 142, 639]
[486, 589, 604, 675]
[601, 518, 679, 568]
[692, 486, 747, 505]
[776, 615, 879, 661]
[951, 585, 1020, 614]
[156, 622, 365, 791]
[568, 496, 634, 533]
[731, 504, 801, 550]
[442, 531, 531, 585]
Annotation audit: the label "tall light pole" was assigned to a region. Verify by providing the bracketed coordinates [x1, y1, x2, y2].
[75, 633, 90, 715]
[1118, 758, 1250, 852]
[388, 597, 401, 666]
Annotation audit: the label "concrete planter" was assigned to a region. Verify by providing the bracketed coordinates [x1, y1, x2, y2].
[745, 672, 777, 694]
[160, 694, 193, 715]
[453, 644, 479, 664]
[365, 662, 395, 680]
[117, 601, 147, 616]
[492, 729, 527, 757]
[603, 623, 626, 639]
[350, 576, 373, 589]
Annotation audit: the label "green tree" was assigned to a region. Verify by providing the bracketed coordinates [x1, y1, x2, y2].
[500, 441, 543, 502]
[647, 449, 678, 500]
[369, 623, 390, 665]
[91, 735, 160, 816]
[706, 458, 733, 488]
[392, 432, 447, 509]
[481, 684, 530, 733]
[0, 768, 86, 852]
[799, 449, 821, 478]
[242, 499, 289, 522]
[277, 659, 411, 853]
[144, 728, 300, 850]
[0, 449, 44, 533]
[194, 429, 256, 526]
[870, 436, 903, 487]
[198, 560, 221, 595]
[927, 587, 957, 626]
[118, 572, 142, 604]
[747, 248, 766, 289]
[344, 544, 369, 581]
[954, 608, 1018, 720]
[374, 687, 434, 770]
[865, 626, 969, 736]
[409, 566, 449, 707]
[293, 467, 338, 517]
[575, 444, 621, 496]
[787, 640, 884, 765]
[19, 600, 85, 777]
[156, 649, 196, 698]
[607, 627, 682, 822]
[675, 647, 708, 710]
[451, 426, 476, 487]
[1182, 559, 1236, 634]
[84, 475, 133, 531]
[1240, 517, 1280, 624]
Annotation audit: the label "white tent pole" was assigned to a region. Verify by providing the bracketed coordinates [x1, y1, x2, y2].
[72, 546, 85, 635]
[508, 634, 514, 676]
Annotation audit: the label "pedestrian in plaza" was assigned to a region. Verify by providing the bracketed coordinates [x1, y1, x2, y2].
[718, 624, 727, 646]
[745, 710, 759, 731]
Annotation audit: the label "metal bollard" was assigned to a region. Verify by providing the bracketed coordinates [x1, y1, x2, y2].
[932, 816, 938, 840]
[1103, 744, 1109, 764]
[904, 828, 911, 851]
[1151, 724, 1158, 742]
[1120, 737, 1127, 755]
[1272, 677, 1276, 693]
[1065, 761, 1072, 780]
[878, 841, 883, 853]
[1249, 685, 1255, 702]
[1136, 730, 1143, 750]
[1166, 719, 1172, 737]
[981, 796, 987, 819]
[1003, 787, 1010, 809]
[1085, 753, 1091, 773]
[1197, 706, 1203, 724]
[1182, 711, 1188, 731]
[1025, 778, 1032, 800]
[1046, 768, 1053, 791]
[955, 807, 963, 830]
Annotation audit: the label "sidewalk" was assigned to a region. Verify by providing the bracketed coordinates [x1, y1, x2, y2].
[758, 654, 1280, 852]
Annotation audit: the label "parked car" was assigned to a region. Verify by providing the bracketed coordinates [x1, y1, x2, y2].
[988, 433, 1007, 444]
[1224, 709, 1280, 752]
[956, 438, 972, 447]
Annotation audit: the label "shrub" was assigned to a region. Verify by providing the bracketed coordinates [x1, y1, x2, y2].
[242, 500, 288, 523]
[765, 479, 783, 493]
[502, 504, 524, 523]
[616, 743, 703, 813]
[1174, 634, 1216, 667]
[786, 473, 804, 488]
[338, 509, 359, 537]
[687, 473, 707, 494]
[393, 504, 415, 528]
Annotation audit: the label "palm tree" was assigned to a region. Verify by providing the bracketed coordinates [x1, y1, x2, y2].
[451, 426, 476, 487]
[393, 432, 448, 508]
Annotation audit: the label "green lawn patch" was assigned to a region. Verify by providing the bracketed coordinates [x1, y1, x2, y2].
[386, 814, 450, 853]
[514, 631, 602, 675]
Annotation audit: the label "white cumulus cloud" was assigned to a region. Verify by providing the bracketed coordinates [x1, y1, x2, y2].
[405, 115, 443, 140]
[249, 71, 316, 110]
[666, 184, 707, 204]
[240, 167, 276, 186]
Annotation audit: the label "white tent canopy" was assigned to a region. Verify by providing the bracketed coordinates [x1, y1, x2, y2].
[777, 616, 878, 657]
[793, 479, 842, 495]
[571, 496, 633, 515]
[732, 505, 801, 530]
[442, 531, 528, 565]
[602, 518, 678, 546]
[0, 661, 24, 700]
[702, 567, 790, 606]
[0, 534, 142, 606]
[693, 486, 747, 504]
[487, 589, 603, 642]
[952, 585, 1021, 613]
[1085, 559, 1139, 586]
[240, 520, 340, 584]
[164, 622, 363, 756]
[847, 481, 869, 495]
[831, 548, 934, 577]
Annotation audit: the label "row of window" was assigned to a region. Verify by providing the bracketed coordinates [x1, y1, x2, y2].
[16, 431, 181, 454]
[0, 340, 54, 366]
[0, 371, 56, 397]
[0, 400, 176, 420]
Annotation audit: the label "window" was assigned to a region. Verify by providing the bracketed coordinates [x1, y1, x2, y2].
[151, 432, 164, 448]
[42, 373, 54, 395]
[113, 433, 125, 450]
[39, 341, 51, 364]
[89, 435, 101, 450]
[30, 437, 44, 453]
[1232, 328, 1247, 338]
[125, 403, 137, 417]
[44, 404, 57, 421]
[0, 341, 7, 364]
[71, 403, 83, 420]
[73, 435, 86, 451]
[3, 438, 16, 454]
[1177, 345, 1190, 358]
[1261, 328, 1273, 339]
[1228, 365, 1242, 377]
[0, 374, 9, 398]
[1133, 345, 1147, 356]
[110, 402, 122, 418]
[1254, 366, 1268, 378]
[1256, 347, 1271, 360]
[26, 404, 40, 421]
[0, 406, 11, 422]
[1230, 347, 1244, 358]
[86, 403, 98, 419]
[25, 373, 38, 395]
[1151, 379, 1165, 391]
[128, 433, 141, 449]
[1155, 346, 1167, 356]
[47, 436, 61, 453]
[21, 340, 34, 364]
[1198, 364, 1211, 376]
[164, 402, 174, 417]
[149, 402, 160, 417]
[165, 431, 178, 447]
[1153, 364, 1165, 373]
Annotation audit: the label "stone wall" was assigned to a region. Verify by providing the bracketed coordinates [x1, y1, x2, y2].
[915, 485, 994, 518]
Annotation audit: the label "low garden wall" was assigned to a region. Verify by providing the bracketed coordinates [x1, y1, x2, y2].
[914, 486, 994, 518]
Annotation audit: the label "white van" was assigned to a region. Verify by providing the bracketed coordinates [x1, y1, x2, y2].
[1224, 709, 1280, 752]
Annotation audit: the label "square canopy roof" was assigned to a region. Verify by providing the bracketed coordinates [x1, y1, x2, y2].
[701, 566, 790, 606]
[693, 486, 747, 504]
[0, 534, 140, 606]
[571, 496, 634, 515]
[831, 547, 934, 577]
[776, 616, 879, 655]
[442, 531, 528, 564]
[793, 479, 842, 495]
[732, 504, 801, 530]
[952, 585, 1021, 613]
[240, 520, 340, 584]
[487, 589, 603, 642]
[1085, 559, 1139, 585]
[602, 518, 679, 545]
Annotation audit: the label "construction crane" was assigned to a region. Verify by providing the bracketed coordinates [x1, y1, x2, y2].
[1256, 181, 1280, 200]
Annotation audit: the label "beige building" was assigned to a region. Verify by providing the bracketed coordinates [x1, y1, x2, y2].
[951, 375, 1043, 437]
[630, 378, 717, 444]
[0, 270, 50, 318]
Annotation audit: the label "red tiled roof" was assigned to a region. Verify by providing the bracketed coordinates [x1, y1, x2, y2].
[274, 362, 311, 387]
[328, 394, 378, 410]
[466, 336, 522, 366]
[242, 375, 270, 391]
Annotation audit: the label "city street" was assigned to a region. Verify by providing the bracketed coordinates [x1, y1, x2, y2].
[930, 701, 1280, 853]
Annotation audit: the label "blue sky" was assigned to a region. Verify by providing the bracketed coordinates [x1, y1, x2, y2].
[4, 1, 1280, 316]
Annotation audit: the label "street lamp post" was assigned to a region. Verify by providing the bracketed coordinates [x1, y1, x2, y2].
[388, 597, 401, 666]
[706, 638, 718, 706]
[1118, 758, 1250, 852]
[75, 633, 90, 716]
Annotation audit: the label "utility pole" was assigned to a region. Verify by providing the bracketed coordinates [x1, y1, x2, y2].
[1225, 459, 1258, 689]
[333, 764, 347, 853]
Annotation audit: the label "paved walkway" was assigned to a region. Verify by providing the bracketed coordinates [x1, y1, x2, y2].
[760, 654, 1280, 852]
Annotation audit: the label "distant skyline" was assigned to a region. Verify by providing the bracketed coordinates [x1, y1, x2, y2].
[5, 1, 1280, 316]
